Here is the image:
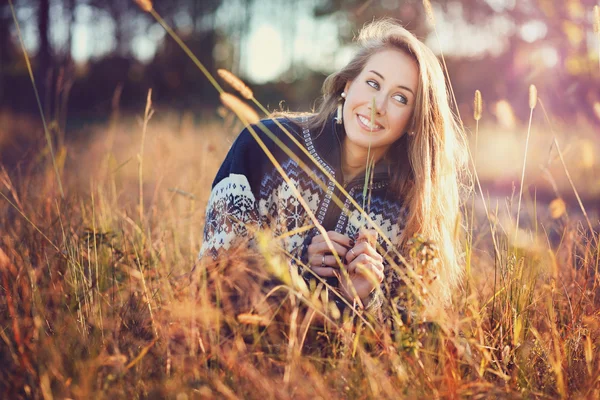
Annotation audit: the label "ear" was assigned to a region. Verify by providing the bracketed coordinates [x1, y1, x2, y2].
[343, 81, 351, 94]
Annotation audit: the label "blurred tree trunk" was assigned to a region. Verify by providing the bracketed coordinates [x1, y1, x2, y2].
[0, 2, 13, 102]
[192, 0, 200, 32]
[91, 0, 134, 56]
[37, 0, 53, 116]
[110, 8, 127, 56]
[235, 0, 253, 74]
[64, 0, 76, 61]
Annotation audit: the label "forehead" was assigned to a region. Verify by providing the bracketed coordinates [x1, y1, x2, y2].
[361, 48, 419, 88]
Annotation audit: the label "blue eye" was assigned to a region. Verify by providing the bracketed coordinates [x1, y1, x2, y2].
[393, 94, 408, 105]
[366, 80, 379, 89]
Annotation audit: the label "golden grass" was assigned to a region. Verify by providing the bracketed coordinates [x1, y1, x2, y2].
[2, 0, 598, 394]
[515, 85, 537, 239]
[422, 0, 436, 26]
[138, 7, 434, 308]
[134, 0, 153, 13]
[8, 0, 64, 198]
[529, 84, 538, 110]
[220, 92, 260, 125]
[218, 69, 254, 100]
[2, 3, 599, 397]
[548, 197, 566, 219]
[473, 90, 482, 122]
[471, 118, 600, 197]
[1, 112, 600, 398]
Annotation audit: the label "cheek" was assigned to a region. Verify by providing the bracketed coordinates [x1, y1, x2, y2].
[346, 84, 369, 103]
[389, 112, 411, 135]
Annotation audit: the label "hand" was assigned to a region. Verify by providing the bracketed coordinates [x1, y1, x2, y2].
[307, 230, 353, 278]
[339, 229, 384, 304]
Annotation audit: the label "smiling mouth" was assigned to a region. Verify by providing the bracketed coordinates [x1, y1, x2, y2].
[357, 114, 383, 131]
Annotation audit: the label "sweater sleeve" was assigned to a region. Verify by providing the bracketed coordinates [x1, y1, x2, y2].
[198, 127, 266, 260]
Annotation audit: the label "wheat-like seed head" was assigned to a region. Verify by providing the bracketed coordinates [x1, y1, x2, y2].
[594, 5, 600, 34]
[580, 139, 595, 169]
[237, 313, 269, 326]
[549, 198, 566, 219]
[423, 0, 436, 26]
[134, 0, 153, 12]
[593, 101, 600, 120]
[220, 92, 259, 125]
[218, 69, 254, 100]
[529, 84, 537, 109]
[474, 90, 482, 121]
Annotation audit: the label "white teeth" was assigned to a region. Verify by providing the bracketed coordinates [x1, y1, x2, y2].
[358, 115, 381, 130]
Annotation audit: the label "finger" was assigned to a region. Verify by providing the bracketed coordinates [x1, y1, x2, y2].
[308, 241, 348, 258]
[348, 254, 384, 281]
[310, 234, 324, 245]
[345, 242, 382, 263]
[325, 231, 354, 247]
[347, 253, 375, 274]
[309, 266, 338, 278]
[355, 263, 384, 283]
[311, 231, 353, 246]
[357, 228, 378, 247]
[309, 254, 343, 268]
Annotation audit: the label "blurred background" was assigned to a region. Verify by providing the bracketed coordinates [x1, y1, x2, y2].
[1, 0, 600, 206]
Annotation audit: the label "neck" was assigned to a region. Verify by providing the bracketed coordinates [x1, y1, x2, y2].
[341, 138, 387, 183]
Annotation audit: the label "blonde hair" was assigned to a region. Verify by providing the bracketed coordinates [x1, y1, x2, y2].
[308, 19, 468, 304]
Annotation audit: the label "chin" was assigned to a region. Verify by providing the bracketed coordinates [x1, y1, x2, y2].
[346, 122, 382, 141]
[345, 131, 383, 149]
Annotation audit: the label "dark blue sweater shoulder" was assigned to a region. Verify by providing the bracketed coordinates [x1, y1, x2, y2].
[211, 117, 306, 191]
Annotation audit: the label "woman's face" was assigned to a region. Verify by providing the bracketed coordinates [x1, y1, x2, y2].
[342, 48, 419, 152]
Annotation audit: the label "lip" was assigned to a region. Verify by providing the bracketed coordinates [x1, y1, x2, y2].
[356, 114, 384, 132]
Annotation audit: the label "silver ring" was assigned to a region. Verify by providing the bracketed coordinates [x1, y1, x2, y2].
[349, 248, 357, 259]
[321, 254, 326, 267]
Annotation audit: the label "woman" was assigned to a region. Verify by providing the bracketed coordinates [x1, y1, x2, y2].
[199, 19, 467, 321]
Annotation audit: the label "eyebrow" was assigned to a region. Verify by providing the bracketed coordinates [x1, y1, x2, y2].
[369, 70, 415, 96]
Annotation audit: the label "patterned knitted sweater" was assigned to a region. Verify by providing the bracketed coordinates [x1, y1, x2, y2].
[199, 116, 409, 311]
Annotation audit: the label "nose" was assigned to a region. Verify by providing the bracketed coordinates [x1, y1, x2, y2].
[370, 93, 387, 115]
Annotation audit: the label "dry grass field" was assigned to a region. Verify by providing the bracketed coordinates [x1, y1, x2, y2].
[3, 0, 600, 397]
[1, 100, 600, 398]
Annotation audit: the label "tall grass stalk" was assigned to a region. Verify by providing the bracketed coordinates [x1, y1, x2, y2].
[538, 99, 597, 244]
[0, 191, 62, 254]
[221, 99, 371, 320]
[8, 0, 64, 198]
[138, 0, 373, 269]
[466, 90, 483, 287]
[90, 181, 105, 343]
[514, 85, 537, 241]
[2, 110, 600, 396]
[145, 6, 224, 96]
[0, 1, 590, 396]
[553, 138, 596, 237]
[138, 89, 154, 222]
[214, 64, 432, 308]
[132, 4, 422, 306]
[362, 97, 377, 211]
[201, 66, 416, 311]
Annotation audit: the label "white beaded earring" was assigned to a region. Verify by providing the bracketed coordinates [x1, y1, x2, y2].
[336, 92, 346, 125]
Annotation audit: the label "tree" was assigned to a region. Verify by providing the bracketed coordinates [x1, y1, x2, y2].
[37, 0, 52, 110]
[0, 1, 16, 101]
